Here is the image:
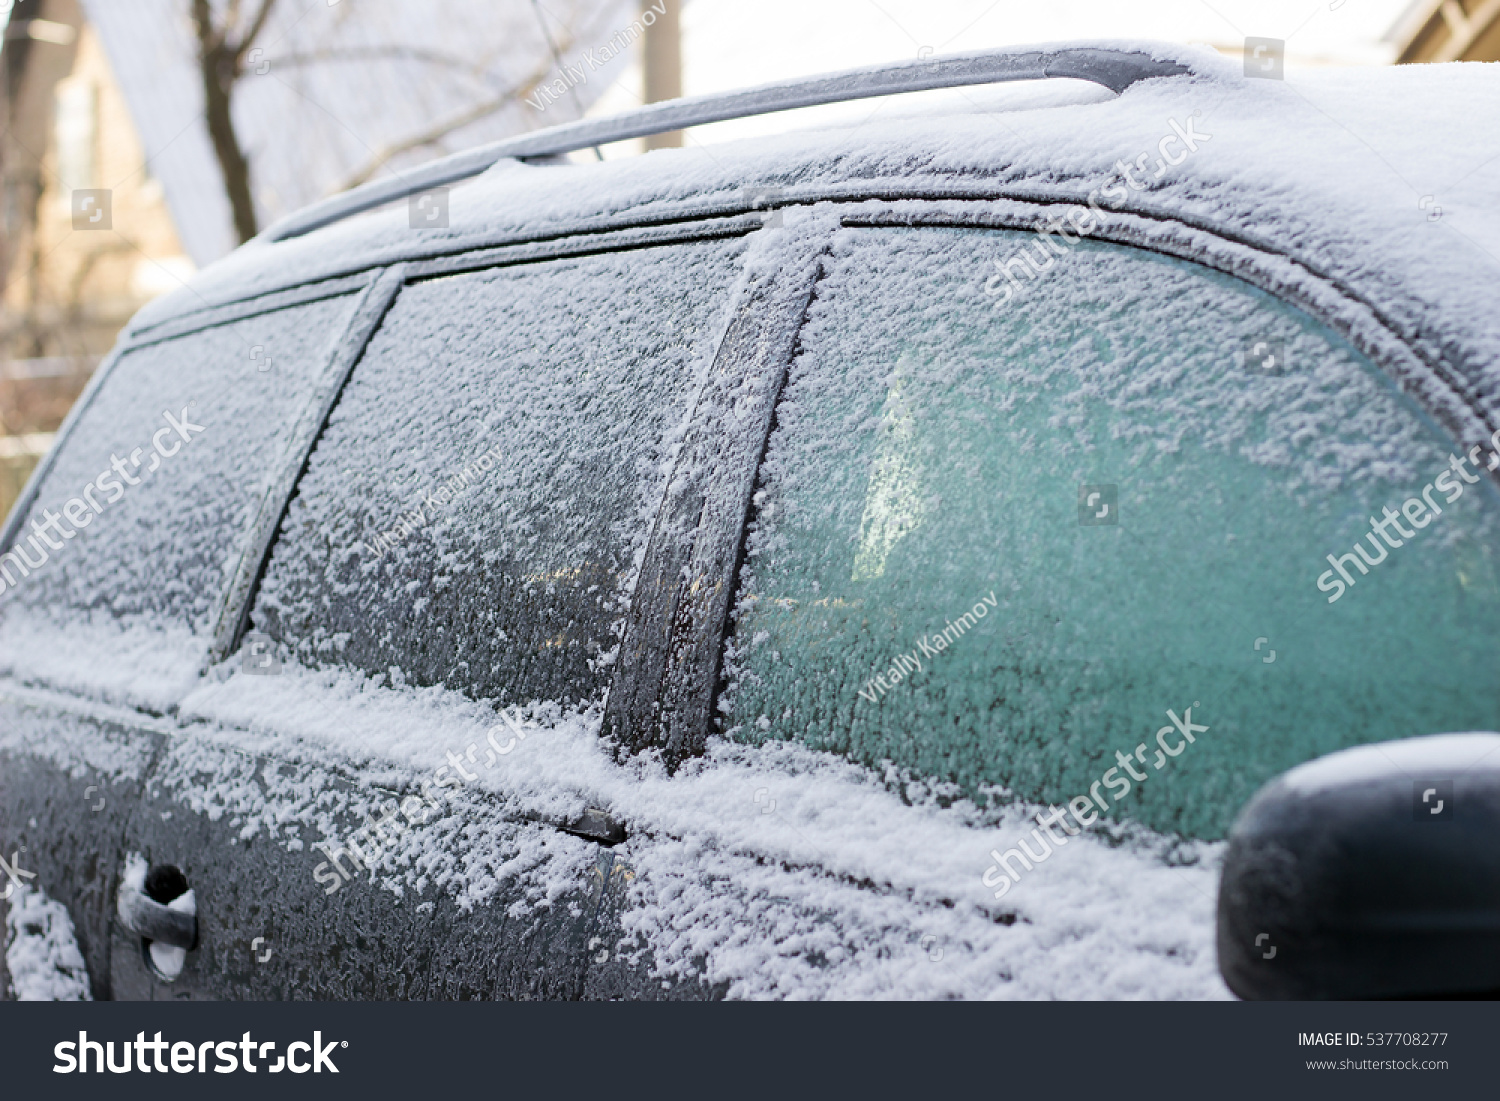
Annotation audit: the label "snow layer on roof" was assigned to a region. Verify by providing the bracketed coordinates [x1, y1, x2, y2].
[144, 48, 1500, 423]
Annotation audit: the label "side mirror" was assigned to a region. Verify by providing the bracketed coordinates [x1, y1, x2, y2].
[1217, 732, 1500, 999]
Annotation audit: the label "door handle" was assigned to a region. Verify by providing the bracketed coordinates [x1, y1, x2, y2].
[116, 856, 196, 950]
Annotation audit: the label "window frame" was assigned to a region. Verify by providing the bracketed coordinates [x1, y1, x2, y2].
[678, 197, 1500, 768]
[600, 216, 832, 766]
[9, 192, 1487, 764]
[221, 216, 771, 706]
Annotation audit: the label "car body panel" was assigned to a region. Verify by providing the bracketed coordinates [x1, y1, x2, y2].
[3, 44, 1498, 999]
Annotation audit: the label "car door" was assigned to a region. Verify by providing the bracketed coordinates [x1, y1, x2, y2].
[111, 223, 766, 998]
[0, 281, 370, 999]
[711, 216, 1500, 845]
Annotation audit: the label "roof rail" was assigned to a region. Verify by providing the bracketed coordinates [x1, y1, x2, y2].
[260, 43, 1199, 244]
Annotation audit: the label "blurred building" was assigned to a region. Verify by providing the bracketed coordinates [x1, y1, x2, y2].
[1391, 0, 1500, 61]
[0, 0, 644, 525]
[1, 0, 192, 519]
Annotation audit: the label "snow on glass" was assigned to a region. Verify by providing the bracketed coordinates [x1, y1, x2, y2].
[0, 294, 360, 703]
[722, 226, 1500, 840]
[251, 239, 747, 709]
[7, 51, 1500, 1001]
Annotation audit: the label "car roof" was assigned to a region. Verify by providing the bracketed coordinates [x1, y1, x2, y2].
[134, 39, 1500, 419]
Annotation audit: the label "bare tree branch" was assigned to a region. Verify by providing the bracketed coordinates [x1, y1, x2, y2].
[191, 0, 274, 242]
[335, 46, 570, 192]
[191, 0, 225, 54]
[234, 0, 280, 66]
[185, 0, 605, 241]
[265, 45, 482, 74]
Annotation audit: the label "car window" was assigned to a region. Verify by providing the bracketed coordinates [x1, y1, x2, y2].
[721, 227, 1500, 840]
[251, 238, 747, 709]
[0, 294, 360, 658]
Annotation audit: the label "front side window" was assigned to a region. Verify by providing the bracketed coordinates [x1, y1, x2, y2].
[723, 227, 1500, 839]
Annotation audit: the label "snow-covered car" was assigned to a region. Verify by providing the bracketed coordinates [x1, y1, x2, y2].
[3, 40, 1499, 1001]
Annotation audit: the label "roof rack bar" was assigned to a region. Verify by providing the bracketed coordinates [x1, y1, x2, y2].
[260, 44, 1196, 244]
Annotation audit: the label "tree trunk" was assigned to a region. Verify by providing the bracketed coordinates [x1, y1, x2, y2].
[642, 0, 682, 149]
[191, 0, 259, 243]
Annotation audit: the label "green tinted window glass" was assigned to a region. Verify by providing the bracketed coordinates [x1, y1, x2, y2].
[723, 228, 1500, 839]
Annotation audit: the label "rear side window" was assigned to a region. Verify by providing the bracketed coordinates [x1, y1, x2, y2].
[252, 238, 747, 708]
[722, 227, 1500, 839]
[0, 294, 359, 636]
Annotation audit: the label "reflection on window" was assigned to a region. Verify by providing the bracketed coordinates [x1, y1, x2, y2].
[851, 355, 926, 582]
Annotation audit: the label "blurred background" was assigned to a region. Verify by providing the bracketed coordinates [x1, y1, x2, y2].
[0, 0, 1488, 520]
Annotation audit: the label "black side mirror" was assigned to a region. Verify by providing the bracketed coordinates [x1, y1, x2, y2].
[1217, 732, 1500, 999]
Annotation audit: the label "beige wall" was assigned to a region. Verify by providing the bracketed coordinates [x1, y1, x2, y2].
[1395, 0, 1500, 62]
[4, 18, 193, 359]
[2, 11, 194, 523]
